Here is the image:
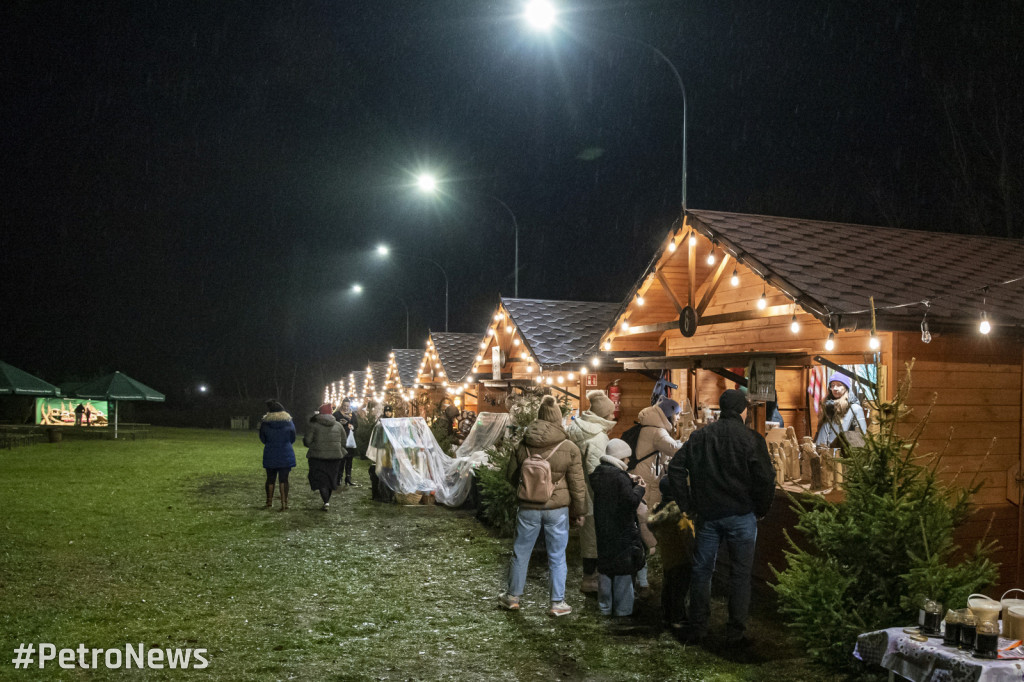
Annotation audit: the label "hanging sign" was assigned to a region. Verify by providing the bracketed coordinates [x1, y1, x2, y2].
[491, 346, 502, 381]
[745, 357, 777, 403]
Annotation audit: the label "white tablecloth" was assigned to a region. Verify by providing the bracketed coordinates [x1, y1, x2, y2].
[854, 626, 1024, 682]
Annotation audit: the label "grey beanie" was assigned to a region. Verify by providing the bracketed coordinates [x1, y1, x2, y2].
[605, 438, 631, 461]
[657, 397, 681, 421]
[537, 395, 562, 424]
[586, 390, 616, 420]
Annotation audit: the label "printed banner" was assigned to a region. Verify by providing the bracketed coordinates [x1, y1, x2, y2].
[35, 398, 109, 427]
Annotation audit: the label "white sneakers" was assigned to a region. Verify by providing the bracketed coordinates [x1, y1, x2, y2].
[548, 601, 572, 617]
[498, 593, 520, 610]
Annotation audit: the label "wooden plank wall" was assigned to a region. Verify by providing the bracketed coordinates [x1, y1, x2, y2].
[591, 370, 657, 438]
[893, 331, 1023, 591]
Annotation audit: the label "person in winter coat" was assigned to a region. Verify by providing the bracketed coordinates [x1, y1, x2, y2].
[590, 438, 647, 617]
[632, 397, 684, 596]
[666, 389, 776, 645]
[333, 398, 360, 487]
[499, 395, 587, 618]
[647, 477, 695, 629]
[566, 389, 617, 593]
[259, 399, 297, 511]
[814, 373, 868, 446]
[305, 403, 347, 511]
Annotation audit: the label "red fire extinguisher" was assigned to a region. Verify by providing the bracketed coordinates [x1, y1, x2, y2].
[606, 380, 621, 421]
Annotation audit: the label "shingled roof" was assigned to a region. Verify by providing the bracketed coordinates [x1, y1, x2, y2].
[502, 298, 622, 368]
[348, 370, 366, 398]
[685, 210, 1024, 331]
[390, 349, 422, 387]
[429, 332, 480, 383]
[367, 361, 389, 394]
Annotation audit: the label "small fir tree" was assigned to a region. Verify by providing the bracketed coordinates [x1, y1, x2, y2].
[772, 361, 998, 671]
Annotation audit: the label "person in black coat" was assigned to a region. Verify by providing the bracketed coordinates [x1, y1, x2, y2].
[666, 389, 775, 645]
[590, 438, 647, 617]
[332, 398, 360, 487]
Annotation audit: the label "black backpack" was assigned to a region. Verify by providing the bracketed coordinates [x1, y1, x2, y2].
[620, 422, 658, 471]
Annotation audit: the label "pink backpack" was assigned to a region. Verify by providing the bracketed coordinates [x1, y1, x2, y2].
[518, 444, 562, 504]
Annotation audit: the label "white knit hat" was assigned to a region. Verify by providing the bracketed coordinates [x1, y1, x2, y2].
[605, 438, 631, 461]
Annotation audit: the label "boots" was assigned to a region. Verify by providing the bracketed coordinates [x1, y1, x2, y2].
[280, 482, 289, 511]
[265, 483, 275, 509]
[581, 572, 599, 594]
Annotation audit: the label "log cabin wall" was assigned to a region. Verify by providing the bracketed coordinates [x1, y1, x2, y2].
[893, 331, 1024, 591]
[589, 370, 657, 438]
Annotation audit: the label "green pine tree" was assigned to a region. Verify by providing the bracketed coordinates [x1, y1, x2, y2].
[772, 360, 998, 671]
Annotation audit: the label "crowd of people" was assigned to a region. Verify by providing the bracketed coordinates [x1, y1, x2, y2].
[498, 388, 777, 649]
[256, 383, 802, 646]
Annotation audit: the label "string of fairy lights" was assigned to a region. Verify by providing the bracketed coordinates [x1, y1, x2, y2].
[323, 227, 1022, 406]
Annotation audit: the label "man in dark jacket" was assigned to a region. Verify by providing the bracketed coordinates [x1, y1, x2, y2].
[666, 389, 775, 645]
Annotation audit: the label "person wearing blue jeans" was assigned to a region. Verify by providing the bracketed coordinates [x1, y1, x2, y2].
[499, 396, 586, 617]
[507, 508, 570, 603]
[666, 389, 775, 644]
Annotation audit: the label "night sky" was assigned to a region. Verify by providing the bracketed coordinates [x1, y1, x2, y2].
[2, 0, 1021, 412]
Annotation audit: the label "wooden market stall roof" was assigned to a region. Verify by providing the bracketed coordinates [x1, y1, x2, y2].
[418, 332, 480, 386]
[385, 349, 423, 390]
[501, 298, 621, 370]
[364, 361, 389, 400]
[608, 210, 1024, 351]
[347, 370, 367, 399]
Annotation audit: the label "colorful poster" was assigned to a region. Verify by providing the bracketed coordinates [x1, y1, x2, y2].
[35, 398, 109, 427]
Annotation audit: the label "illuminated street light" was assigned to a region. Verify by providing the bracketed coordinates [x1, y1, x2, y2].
[415, 174, 521, 297]
[375, 243, 449, 331]
[525, 5, 688, 212]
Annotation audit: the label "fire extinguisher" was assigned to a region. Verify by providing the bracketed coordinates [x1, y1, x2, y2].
[606, 380, 621, 421]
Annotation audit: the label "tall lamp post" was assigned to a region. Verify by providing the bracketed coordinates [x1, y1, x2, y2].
[524, 0, 688, 212]
[415, 173, 520, 297]
[350, 283, 411, 347]
[375, 244, 449, 331]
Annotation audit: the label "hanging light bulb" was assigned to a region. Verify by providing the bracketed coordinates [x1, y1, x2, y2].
[757, 290, 767, 310]
[979, 312, 991, 335]
[479, 340, 487, 349]
[591, 357, 601, 368]
[706, 248, 715, 265]
[545, 376, 553, 385]
[505, 324, 513, 334]
[636, 295, 645, 306]
[869, 332, 881, 350]
[621, 321, 630, 331]
[730, 269, 739, 287]
[535, 375, 543, 384]
[494, 312, 503, 321]
[825, 332, 835, 351]
[689, 231, 697, 246]
[580, 367, 587, 375]
[603, 340, 612, 350]
[556, 375, 564, 384]
[668, 240, 677, 253]
[567, 372, 575, 380]
[526, 364, 533, 373]
[790, 311, 800, 333]
[513, 338, 520, 346]
[476, 354, 483, 362]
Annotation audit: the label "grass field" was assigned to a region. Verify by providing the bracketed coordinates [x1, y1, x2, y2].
[0, 428, 828, 681]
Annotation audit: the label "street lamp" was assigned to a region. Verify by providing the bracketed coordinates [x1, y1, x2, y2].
[524, 3, 688, 212]
[375, 244, 449, 331]
[350, 283, 411, 347]
[415, 176, 521, 297]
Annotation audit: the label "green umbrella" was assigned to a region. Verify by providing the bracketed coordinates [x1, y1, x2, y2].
[73, 371, 165, 438]
[0, 361, 61, 396]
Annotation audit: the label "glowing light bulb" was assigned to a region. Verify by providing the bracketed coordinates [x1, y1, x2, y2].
[825, 332, 835, 351]
[689, 233, 697, 246]
[603, 340, 612, 350]
[556, 376, 564, 384]
[545, 377, 553, 385]
[479, 341, 487, 349]
[505, 324, 513, 333]
[668, 241, 677, 253]
[513, 338, 520, 346]
[706, 251, 715, 265]
[869, 333, 881, 350]
[636, 296, 645, 306]
[526, 364, 533, 373]
[790, 314, 799, 333]
[621, 321, 630, 331]
[591, 357, 601, 368]
[731, 269, 739, 287]
[476, 355, 482, 362]
[757, 292, 767, 310]
[979, 312, 991, 334]
[494, 313, 502, 321]
[535, 375, 543, 384]
[580, 367, 587, 375]
[567, 372, 575, 380]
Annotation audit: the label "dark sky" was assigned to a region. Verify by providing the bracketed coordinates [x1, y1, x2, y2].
[2, 0, 1021, 408]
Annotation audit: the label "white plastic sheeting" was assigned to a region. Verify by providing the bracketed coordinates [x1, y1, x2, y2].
[367, 413, 513, 507]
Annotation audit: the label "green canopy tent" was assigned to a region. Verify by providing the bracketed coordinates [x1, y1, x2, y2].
[73, 371, 165, 438]
[0, 361, 61, 396]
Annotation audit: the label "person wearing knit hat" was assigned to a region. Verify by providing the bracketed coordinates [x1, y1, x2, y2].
[590, 438, 647, 616]
[332, 399, 361, 487]
[537, 395, 563, 424]
[665, 389, 776, 645]
[304, 402, 347, 510]
[814, 373, 867, 446]
[259, 400, 296, 510]
[499, 394, 586, 617]
[566, 390, 619, 593]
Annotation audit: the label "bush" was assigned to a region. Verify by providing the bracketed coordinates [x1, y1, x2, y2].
[772, 361, 998, 671]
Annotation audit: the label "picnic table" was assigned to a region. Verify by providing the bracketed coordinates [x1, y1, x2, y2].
[854, 625, 1023, 682]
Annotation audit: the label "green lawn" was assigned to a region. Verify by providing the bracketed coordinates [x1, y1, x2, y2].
[1, 428, 828, 681]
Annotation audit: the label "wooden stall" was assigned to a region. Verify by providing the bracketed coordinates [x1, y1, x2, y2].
[382, 349, 424, 413]
[469, 297, 656, 427]
[363, 361, 390, 405]
[414, 332, 480, 415]
[604, 209, 1024, 591]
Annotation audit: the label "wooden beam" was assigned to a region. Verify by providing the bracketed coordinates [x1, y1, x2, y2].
[620, 352, 812, 371]
[687, 231, 696, 308]
[625, 320, 677, 335]
[698, 305, 792, 326]
[696, 253, 732, 316]
[654, 270, 685, 315]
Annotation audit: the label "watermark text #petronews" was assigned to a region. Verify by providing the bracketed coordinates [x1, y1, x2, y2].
[11, 643, 209, 670]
